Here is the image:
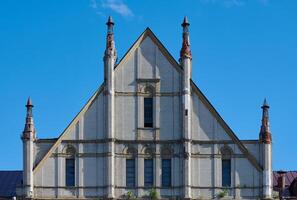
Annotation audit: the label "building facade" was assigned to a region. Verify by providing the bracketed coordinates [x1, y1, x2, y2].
[17, 17, 273, 200]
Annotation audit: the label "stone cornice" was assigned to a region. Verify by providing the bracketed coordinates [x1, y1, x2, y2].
[114, 91, 180, 96]
[60, 139, 259, 145]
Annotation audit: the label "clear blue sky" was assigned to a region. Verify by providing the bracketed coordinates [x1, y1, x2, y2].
[0, 0, 296, 171]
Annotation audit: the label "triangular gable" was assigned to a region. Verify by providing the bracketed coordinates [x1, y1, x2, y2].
[33, 84, 104, 174]
[115, 27, 182, 73]
[33, 27, 262, 174]
[191, 80, 262, 171]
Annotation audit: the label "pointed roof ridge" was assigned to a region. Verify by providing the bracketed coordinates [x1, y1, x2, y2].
[34, 27, 184, 173]
[115, 27, 182, 73]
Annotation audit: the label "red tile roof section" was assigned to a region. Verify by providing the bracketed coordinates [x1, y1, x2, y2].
[274, 171, 297, 187]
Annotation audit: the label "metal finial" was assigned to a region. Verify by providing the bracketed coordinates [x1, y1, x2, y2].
[106, 16, 114, 26]
[182, 16, 190, 27]
[26, 97, 33, 107]
[262, 98, 269, 109]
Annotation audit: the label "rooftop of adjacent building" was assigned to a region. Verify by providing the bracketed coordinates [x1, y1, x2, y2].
[0, 171, 22, 199]
[274, 171, 297, 187]
[273, 171, 297, 199]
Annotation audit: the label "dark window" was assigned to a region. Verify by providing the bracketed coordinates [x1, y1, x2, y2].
[222, 159, 231, 187]
[144, 98, 153, 127]
[126, 159, 135, 187]
[144, 159, 153, 187]
[162, 159, 171, 187]
[66, 158, 75, 186]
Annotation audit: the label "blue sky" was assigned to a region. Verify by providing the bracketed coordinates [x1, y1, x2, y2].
[0, 0, 296, 170]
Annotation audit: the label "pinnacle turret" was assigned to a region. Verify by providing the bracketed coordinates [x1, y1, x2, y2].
[180, 16, 192, 61]
[104, 16, 117, 59]
[259, 98, 272, 144]
[22, 97, 36, 140]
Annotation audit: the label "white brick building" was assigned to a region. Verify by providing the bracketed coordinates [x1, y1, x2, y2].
[18, 17, 273, 200]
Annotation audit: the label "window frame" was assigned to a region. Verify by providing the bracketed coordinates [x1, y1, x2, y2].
[144, 97, 153, 128]
[144, 158, 154, 187]
[222, 159, 231, 187]
[65, 158, 75, 187]
[161, 159, 171, 187]
[126, 158, 136, 188]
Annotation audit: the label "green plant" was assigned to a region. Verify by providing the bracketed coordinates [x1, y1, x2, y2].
[149, 188, 159, 200]
[125, 191, 136, 200]
[217, 189, 228, 199]
[272, 191, 279, 199]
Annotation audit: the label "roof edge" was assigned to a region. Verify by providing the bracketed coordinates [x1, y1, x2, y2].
[115, 27, 182, 73]
[33, 84, 104, 174]
[190, 80, 263, 172]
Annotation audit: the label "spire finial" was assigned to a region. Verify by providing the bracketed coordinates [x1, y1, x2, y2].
[180, 16, 192, 61]
[104, 16, 117, 59]
[106, 16, 114, 27]
[262, 98, 269, 109]
[26, 97, 33, 108]
[182, 16, 190, 27]
[259, 98, 272, 144]
[106, 16, 114, 35]
[22, 97, 36, 140]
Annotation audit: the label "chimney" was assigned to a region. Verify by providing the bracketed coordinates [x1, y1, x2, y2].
[277, 170, 286, 200]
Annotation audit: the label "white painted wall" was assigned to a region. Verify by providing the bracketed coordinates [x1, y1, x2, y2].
[28, 33, 263, 200]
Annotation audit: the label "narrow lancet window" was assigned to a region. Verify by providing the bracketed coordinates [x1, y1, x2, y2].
[144, 97, 153, 127]
[126, 159, 135, 187]
[162, 159, 171, 187]
[144, 159, 153, 187]
[66, 158, 75, 186]
[221, 147, 232, 187]
[222, 159, 231, 187]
